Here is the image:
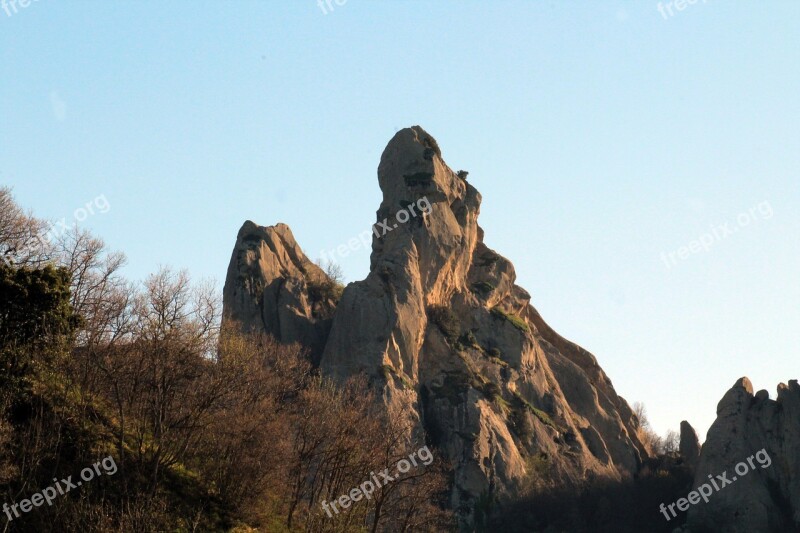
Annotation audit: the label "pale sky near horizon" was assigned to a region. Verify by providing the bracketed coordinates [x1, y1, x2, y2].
[2, 1, 798, 441]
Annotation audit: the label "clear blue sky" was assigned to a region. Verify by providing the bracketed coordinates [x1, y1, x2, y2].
[2, 1, 798, 440]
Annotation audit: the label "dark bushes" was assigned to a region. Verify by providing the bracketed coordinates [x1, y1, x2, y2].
[428, 305, 461, 343]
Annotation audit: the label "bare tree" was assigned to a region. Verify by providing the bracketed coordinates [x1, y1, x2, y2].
[320, 259, 345, 286]
[661, 429, 680, 455]
[0, 187, 455, 530]
[0, 187, 51, 266]
[633, 402, 663, 453]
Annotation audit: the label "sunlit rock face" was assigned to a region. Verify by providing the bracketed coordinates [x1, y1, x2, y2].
[224, 126, 652, 527]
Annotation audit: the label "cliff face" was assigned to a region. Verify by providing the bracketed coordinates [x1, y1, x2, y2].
[687, 378, 800, 532]
[223, 126, 651, 523]
[222, 221, 335, 364]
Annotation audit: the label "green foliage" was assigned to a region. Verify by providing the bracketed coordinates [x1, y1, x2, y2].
[0, 263, 78, 346]
[489, 356, 508, 368]
[480, 381, 502, 402]
[479, 345, 507, 366]
[526, 451, 550, 478]
[0, 263, 79, 394]
[496, 396, 511, 416]
[428, 305, 461, 344]
[511, 391, 557, 430]
[478, 381, 510, 416]
[490, 307, 529, 332]
[459, 330, 480, 350]
[530, 406, 556, 428]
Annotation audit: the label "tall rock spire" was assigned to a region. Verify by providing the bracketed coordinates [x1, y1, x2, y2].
[223, 126, 652, 527]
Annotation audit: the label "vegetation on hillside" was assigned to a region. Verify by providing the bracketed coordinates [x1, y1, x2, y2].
[0, 187, 692, 532]
[0, 188, 453, 532]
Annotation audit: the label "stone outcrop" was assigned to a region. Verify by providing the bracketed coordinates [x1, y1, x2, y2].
[223, 126, 652, 526]
[222, 221, 336, 364]
[687, 377, 800, 532]
[679, 420, 700, 469]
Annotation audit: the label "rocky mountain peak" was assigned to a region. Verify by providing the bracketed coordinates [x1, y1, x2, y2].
[223, 127, 652, 527]
[368, 126, 482, 302]
[222, 220, 336, 364]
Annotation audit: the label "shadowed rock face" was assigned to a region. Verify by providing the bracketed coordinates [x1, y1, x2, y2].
[680, 420, 701, 469]
[687, 378, 800, 532]
[223, 126, 652, 526]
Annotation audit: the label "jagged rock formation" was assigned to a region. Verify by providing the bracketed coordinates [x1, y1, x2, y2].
[223, 126, 651, 525]
[679, 420, 700, 469]
[687, 378, 800, 532]
[222, 221, 336, 364]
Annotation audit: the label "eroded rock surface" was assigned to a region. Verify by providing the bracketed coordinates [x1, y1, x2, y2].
[687, 378, 800, 532]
